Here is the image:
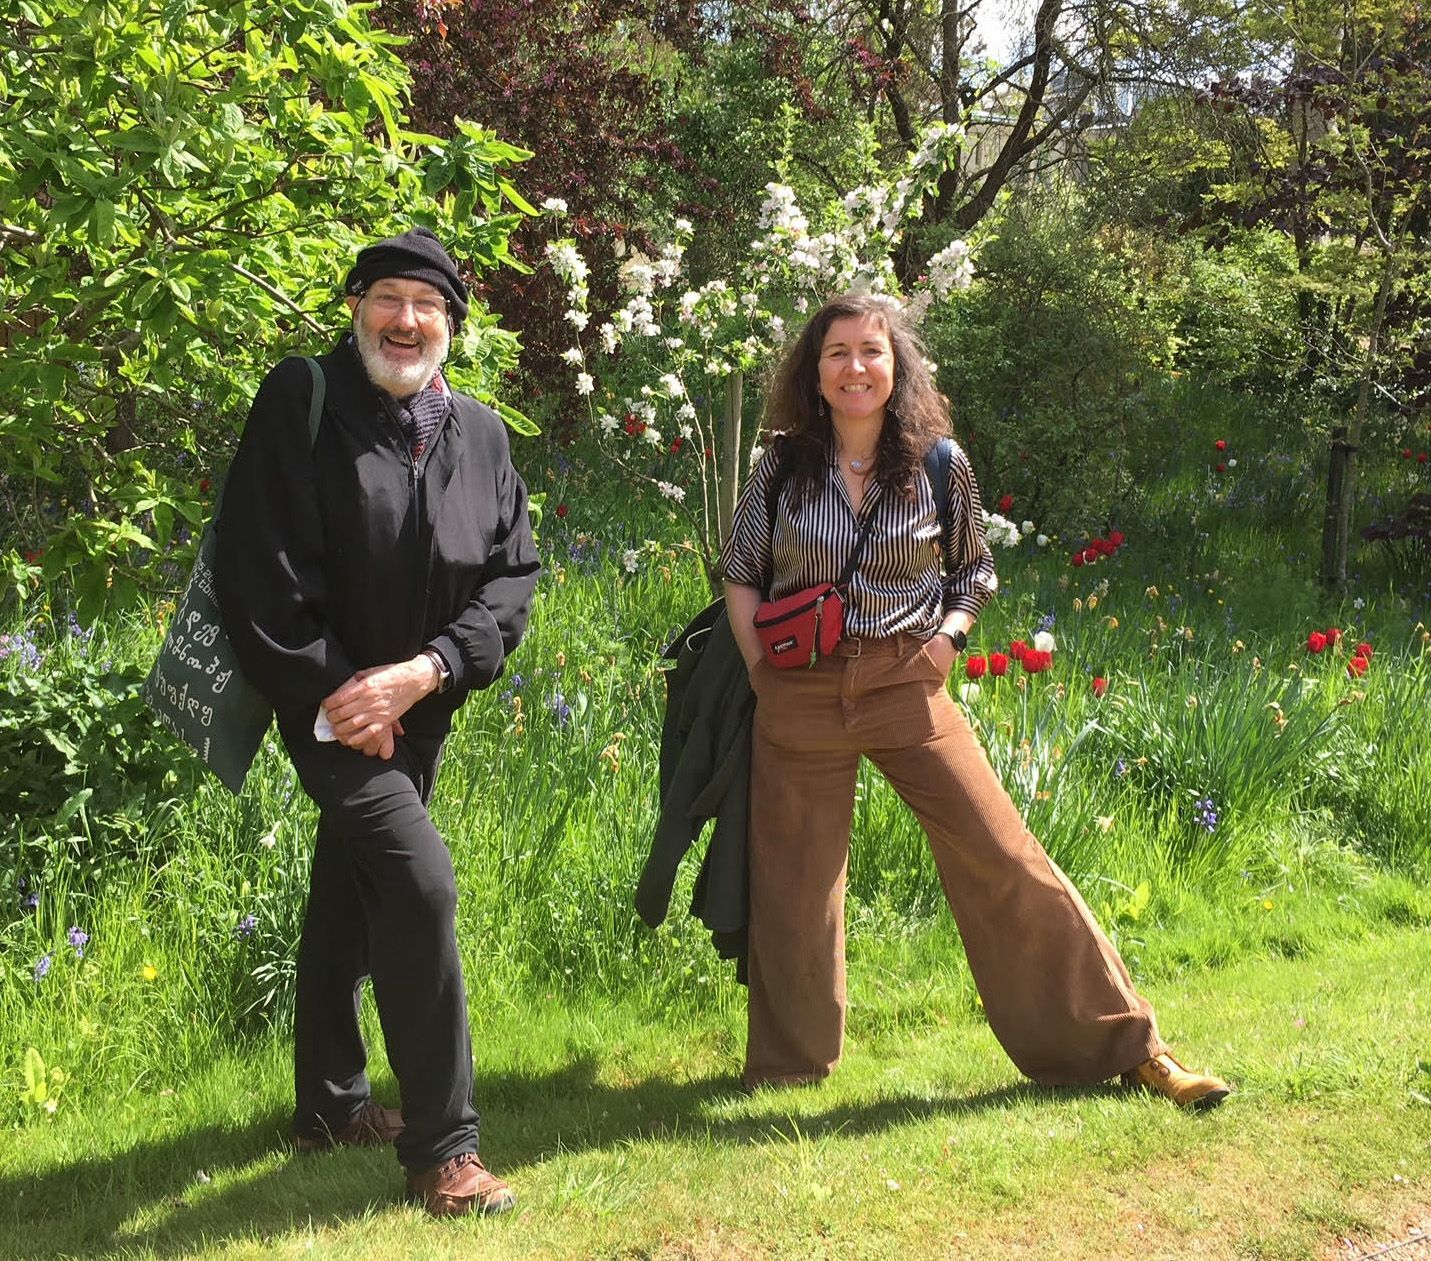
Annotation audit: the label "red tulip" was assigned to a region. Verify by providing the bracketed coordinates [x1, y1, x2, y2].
[1325, 627, 1342, 645]
[1354, 642, 1373, 660]
[1401, 449, 1414, 460]
[1306, 630, 1328, 653]
[555, 503, 569, 519]
[1214, 439, 1227, 451]
[1009, 640, 1029, 662]
[989, 652, 1010, 676]
[998, 494, 1014, 513]
[1419, 452, 1429, 463]
[1021, 649, 1052, 673]
[965, 654, 988, 680]
[1347, 655, 1369, 678]
[1082, 547, 1099, 564]
[1091, 676, 1108, 697]
[1108, 530, 1125, 548]
[1215, 462, 1227, 473]
[1071, 551, 1085, 567]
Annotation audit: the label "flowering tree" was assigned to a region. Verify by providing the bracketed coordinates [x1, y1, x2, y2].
[543, 123, 982, 583]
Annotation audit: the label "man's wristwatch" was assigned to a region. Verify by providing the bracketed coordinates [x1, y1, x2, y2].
[421, 648, 453, 694]
[934, 628, 968, 653]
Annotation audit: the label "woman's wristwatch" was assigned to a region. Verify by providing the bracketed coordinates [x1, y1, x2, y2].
[934, 628, 968, 653]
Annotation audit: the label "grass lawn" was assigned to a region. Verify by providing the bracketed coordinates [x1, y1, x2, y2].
[6, 924, 1428, 1261]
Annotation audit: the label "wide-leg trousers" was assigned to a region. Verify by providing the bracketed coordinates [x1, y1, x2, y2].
[744, 634, 1165, 1089]
[278, 714, 480, 1170]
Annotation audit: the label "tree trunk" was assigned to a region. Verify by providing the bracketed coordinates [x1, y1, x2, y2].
[1319, 250, 1397, 586]
[718, 370, 744, 554]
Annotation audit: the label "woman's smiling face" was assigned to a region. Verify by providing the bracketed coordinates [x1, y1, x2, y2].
[817, 312, 895, 428]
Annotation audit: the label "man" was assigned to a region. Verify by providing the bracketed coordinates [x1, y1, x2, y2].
[215, 227, 540, 1217]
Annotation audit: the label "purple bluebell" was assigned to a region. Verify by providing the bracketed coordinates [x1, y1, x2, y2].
[33, 953, 53, 982]
[67, 927, 89, 957]
[549, 693, 572, 726]
[234, 914, 258, 940]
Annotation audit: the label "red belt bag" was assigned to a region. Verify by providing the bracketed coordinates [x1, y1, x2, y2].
[754, 583, 845, 668]
[753, 501, 878, 669]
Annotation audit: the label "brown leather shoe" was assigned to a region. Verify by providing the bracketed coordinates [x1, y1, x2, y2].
[405, 1152, 516, 1217]
[293, 1100, 405, 1152]
[1123, 1052, 1231, 1110]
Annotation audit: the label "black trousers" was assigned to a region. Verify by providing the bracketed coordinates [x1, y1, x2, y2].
[278, 714, 480, 1170]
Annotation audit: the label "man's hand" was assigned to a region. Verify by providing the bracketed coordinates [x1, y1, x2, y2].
[323, 656, 439, 758]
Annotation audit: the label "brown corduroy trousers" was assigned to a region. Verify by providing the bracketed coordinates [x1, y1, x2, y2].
[744, 634, 1165, 1090]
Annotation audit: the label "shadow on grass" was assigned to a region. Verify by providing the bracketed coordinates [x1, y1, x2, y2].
[1, 1063, 1120, 1260]
[478, 1054, 1122, 1166]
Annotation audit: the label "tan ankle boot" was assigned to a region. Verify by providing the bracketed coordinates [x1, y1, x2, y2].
[1123, 1053, 1231, 1110]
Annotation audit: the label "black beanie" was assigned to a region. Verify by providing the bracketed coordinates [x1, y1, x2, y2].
[343, 227, 469, 327]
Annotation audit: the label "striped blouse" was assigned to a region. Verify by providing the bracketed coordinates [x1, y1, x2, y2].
[718, 439, 999, 639]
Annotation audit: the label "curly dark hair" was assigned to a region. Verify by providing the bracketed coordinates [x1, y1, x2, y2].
[763, 293, 951, 503]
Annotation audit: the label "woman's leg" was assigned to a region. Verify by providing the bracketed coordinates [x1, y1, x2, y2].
[865, 664, 1164, 1086]
[744, 661, 862, 1088]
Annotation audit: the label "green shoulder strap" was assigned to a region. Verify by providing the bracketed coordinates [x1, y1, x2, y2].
[302, 356, 326, 446]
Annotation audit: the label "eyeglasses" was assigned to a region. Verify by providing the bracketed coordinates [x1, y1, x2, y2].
[363, 291, 449, 322]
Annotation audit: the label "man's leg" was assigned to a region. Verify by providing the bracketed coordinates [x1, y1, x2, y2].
[279, 718, 479, 1170]
[292, 811, 373, 1141]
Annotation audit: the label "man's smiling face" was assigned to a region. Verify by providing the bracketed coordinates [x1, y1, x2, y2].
[347, 277, 451, 399]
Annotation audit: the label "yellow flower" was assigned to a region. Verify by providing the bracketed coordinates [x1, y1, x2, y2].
[1232, 639, 1245, 654]
[1145, 585, 1159, 598]
[141, 964, 158, 982]
[1095, 815, 1115, 832]
[1086, 594, 1099, 611]
[1072, 597, 1083, 612]
[1262, 899, 1274, 911]
[1105, 615, 1119, 629]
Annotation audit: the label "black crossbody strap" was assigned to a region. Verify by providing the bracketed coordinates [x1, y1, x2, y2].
[835, 507, 879, 589]
[924, 437, 952, 540]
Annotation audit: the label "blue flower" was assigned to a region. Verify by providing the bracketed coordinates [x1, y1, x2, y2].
[1114, 758, 1128, 778]
[1193, 797, 1219, 833]
[1036, 612, 1056, 634]
[549, 693, 572, 726]
[33, 953, 53, 982]
[234, 914, 258, 940]
[67, 926, 89, 958]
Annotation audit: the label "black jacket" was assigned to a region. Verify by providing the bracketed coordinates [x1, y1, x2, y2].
[636, 600, 753, 975]
[214, 336, 540, 735]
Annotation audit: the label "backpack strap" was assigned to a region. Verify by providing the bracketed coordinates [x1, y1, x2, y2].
[924, 437, 953, 541]
[302, 356, 326, 447]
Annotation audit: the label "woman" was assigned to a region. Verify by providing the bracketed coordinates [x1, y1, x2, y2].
[719, 293, 1229, 1107]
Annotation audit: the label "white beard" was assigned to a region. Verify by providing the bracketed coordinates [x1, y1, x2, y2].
[355, 317, 450, 399]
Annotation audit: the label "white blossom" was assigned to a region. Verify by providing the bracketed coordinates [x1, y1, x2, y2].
[659, 373, 685, 399]
[959, 682, 981, 703]
[565, 309, 590, 330]
[622, 549, 640, 573]
[657, 480, 686, 503]
[575, 373, 595, 396]
[561, 347, 584, 365]
[674, 217, 693, 233]
[749, 444, 765, 469]
[545, 240, 588, 284]
[1036, 533, 1050, 547]
[1021, 520, 1035, 535]
[982, 512, 1022, 549]
[541, 197, 568, 213]
[598, 412, 619, 434]
[1353, 596, 1365, 610]
[642, 426, 662, 447]
[599, 323, 619, 353]
[925, 238, 974, 295]
[1033, 630, 1057, 654]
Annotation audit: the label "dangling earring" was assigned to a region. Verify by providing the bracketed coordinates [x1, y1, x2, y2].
[817, 394, 828, 419]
